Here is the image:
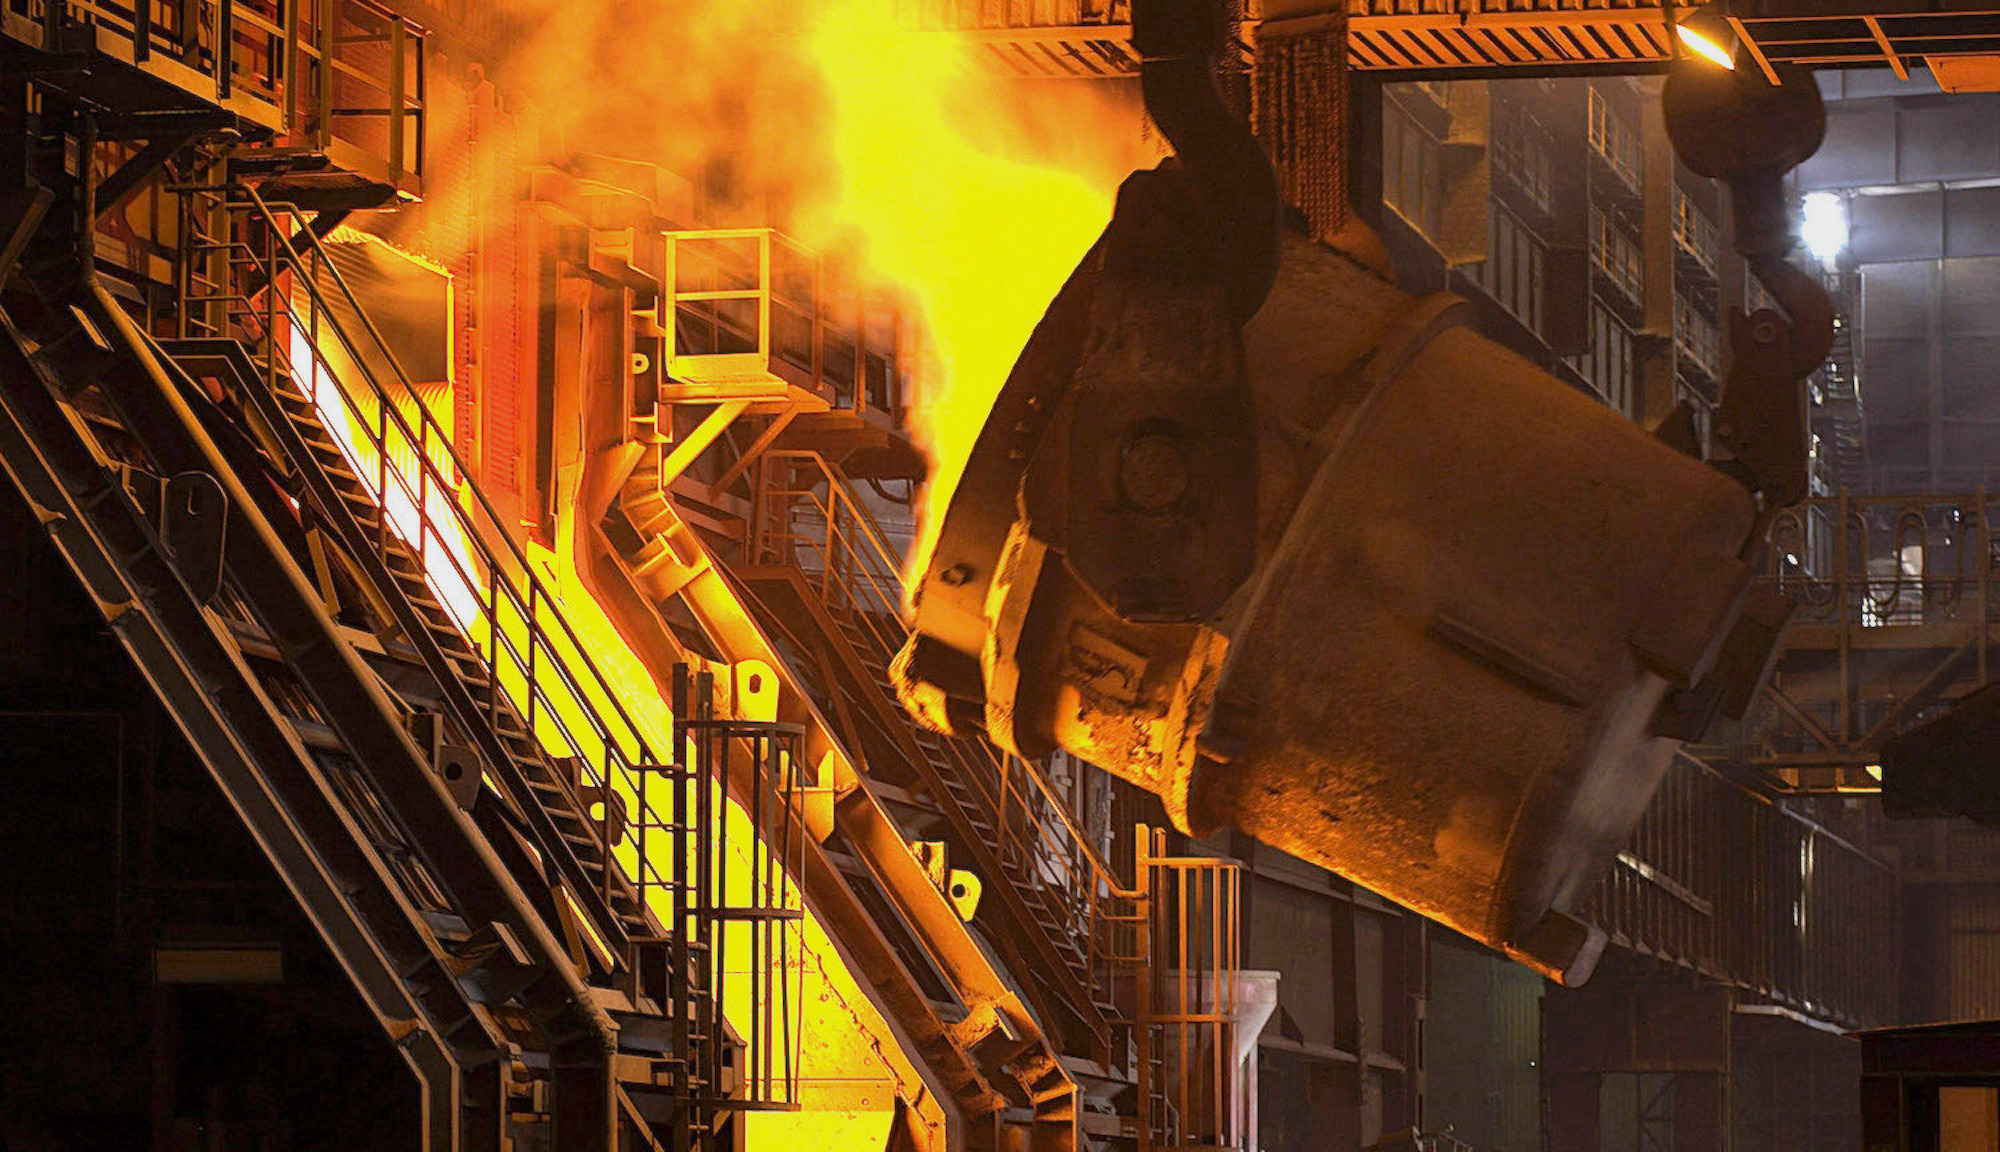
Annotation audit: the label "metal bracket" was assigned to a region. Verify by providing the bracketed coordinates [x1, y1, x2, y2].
[161, 470, 228, 603]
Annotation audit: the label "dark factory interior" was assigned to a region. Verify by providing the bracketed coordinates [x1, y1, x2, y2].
[8, 1, 2000, 1149]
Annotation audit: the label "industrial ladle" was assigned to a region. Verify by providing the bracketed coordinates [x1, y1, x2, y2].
[897, 0, 1831, 985]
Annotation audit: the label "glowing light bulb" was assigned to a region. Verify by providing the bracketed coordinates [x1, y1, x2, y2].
[1676, 10, 1737, 70]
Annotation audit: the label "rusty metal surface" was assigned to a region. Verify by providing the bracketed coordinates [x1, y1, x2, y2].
[1193, 267, 1755, 981]
[905, 226, 1768, 985]
[900, 16, 1838, 989]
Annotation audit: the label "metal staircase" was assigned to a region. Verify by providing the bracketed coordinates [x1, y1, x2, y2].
[170, 177, 818, 1135]
[730, 451, 1144, 1052]
[477, 170, 1252, 1152]
[168, 181, 655, 953]
[600, 447, 1106, 1146]
[732, 455, 1130, 1063]
[0, 291, 515, 1152]
[725, 450, 1257, 1151]
[0, 80, 799, 1147]
[1811, 268, 1867, 493]
[480, 186, 1103, 1148]
[0, 272, 641, 1152]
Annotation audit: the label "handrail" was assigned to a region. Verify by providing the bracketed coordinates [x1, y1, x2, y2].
[892, 0, 1130, 31]
[268, 188, 662, 762]
[746, 447, 1149, 1022]
[192, 186, 814, 1110]
[178, 182, 695, 914]
[1672, 186, 1720, 277]
[180, 180, 819, 1108]
[1760, 491, 1992, 628]
[1589, 205, 1644, 305]
[1583, 751, 1899, 1027]
[1138, 827, 1242, 1150]
[18, 0, 425, 185]
[1673, 291, 1720, 378]
[753, 449, 1132, 898]
[1586, 86, 1642, 194]
[663, 228, 900, 417]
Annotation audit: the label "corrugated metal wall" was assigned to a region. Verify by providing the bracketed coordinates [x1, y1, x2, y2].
[1427, 935, 1543, 1152]
[1947, 893, 2000, 1021]
[366, 55, 537, 527]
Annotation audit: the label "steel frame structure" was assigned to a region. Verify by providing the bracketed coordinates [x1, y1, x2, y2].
[0, 9, 827, 1146]
[1, 0, 425, 195]
[1579, 753, 1901, 1029]
[900, 0, 2000, 79]
[1691, 491, 2000, 794]
[4, 0, 1961, 1144]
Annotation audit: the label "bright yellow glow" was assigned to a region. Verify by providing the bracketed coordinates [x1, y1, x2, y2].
[1677, 20, 1737, 70]
[321, 2, 1149, 1139]
[800, 1, 1152, 584]
[293, 320, 919, 1138]
[745, 1111, 895, 1152]
[442, 0, 1151, 592]
[1865, 763, 1883, 782]
[291, 324, 484, 629]
[531, 525, 933, 1151]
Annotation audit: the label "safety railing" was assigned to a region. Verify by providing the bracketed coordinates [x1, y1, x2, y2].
[1492, 108, 1555, 217]
[172, 181, 804, 1108]
[1818, 274, 1862, 405]
[1136, 826, 1243, 1152]
[1589, 206, 1644, 309]
[1713, 492, 2000, 780]
[886, 0, 1152, 78]
[663, 228, 902, 418]
[746, 448, 1150, 1022]
[1762, 493, 1997, 630]
[892, 0, 1130, 31]
[3, 0, 424, 189]
[1580, 753, 1899, 1028]
[1586, 85, 1642, 197]
[1672, 186, 1721, 279]
[1811, 271, 1867, 492]
[667, 666, 807, 1120]
[1673, 291, 1721, 382]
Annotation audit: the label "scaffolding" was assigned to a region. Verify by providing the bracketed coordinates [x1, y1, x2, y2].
[3, 0, 425, 192]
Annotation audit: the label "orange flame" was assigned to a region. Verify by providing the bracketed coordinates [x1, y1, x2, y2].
[798, 3, 1154, 580]
[310, 10, 1150, 1146]
[471, 0, 1152, 582]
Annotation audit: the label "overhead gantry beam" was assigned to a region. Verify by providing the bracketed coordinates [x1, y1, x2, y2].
[917, 0, 2000, 78]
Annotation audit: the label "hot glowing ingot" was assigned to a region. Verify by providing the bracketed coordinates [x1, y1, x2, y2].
[900, 233, 1764, 984]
